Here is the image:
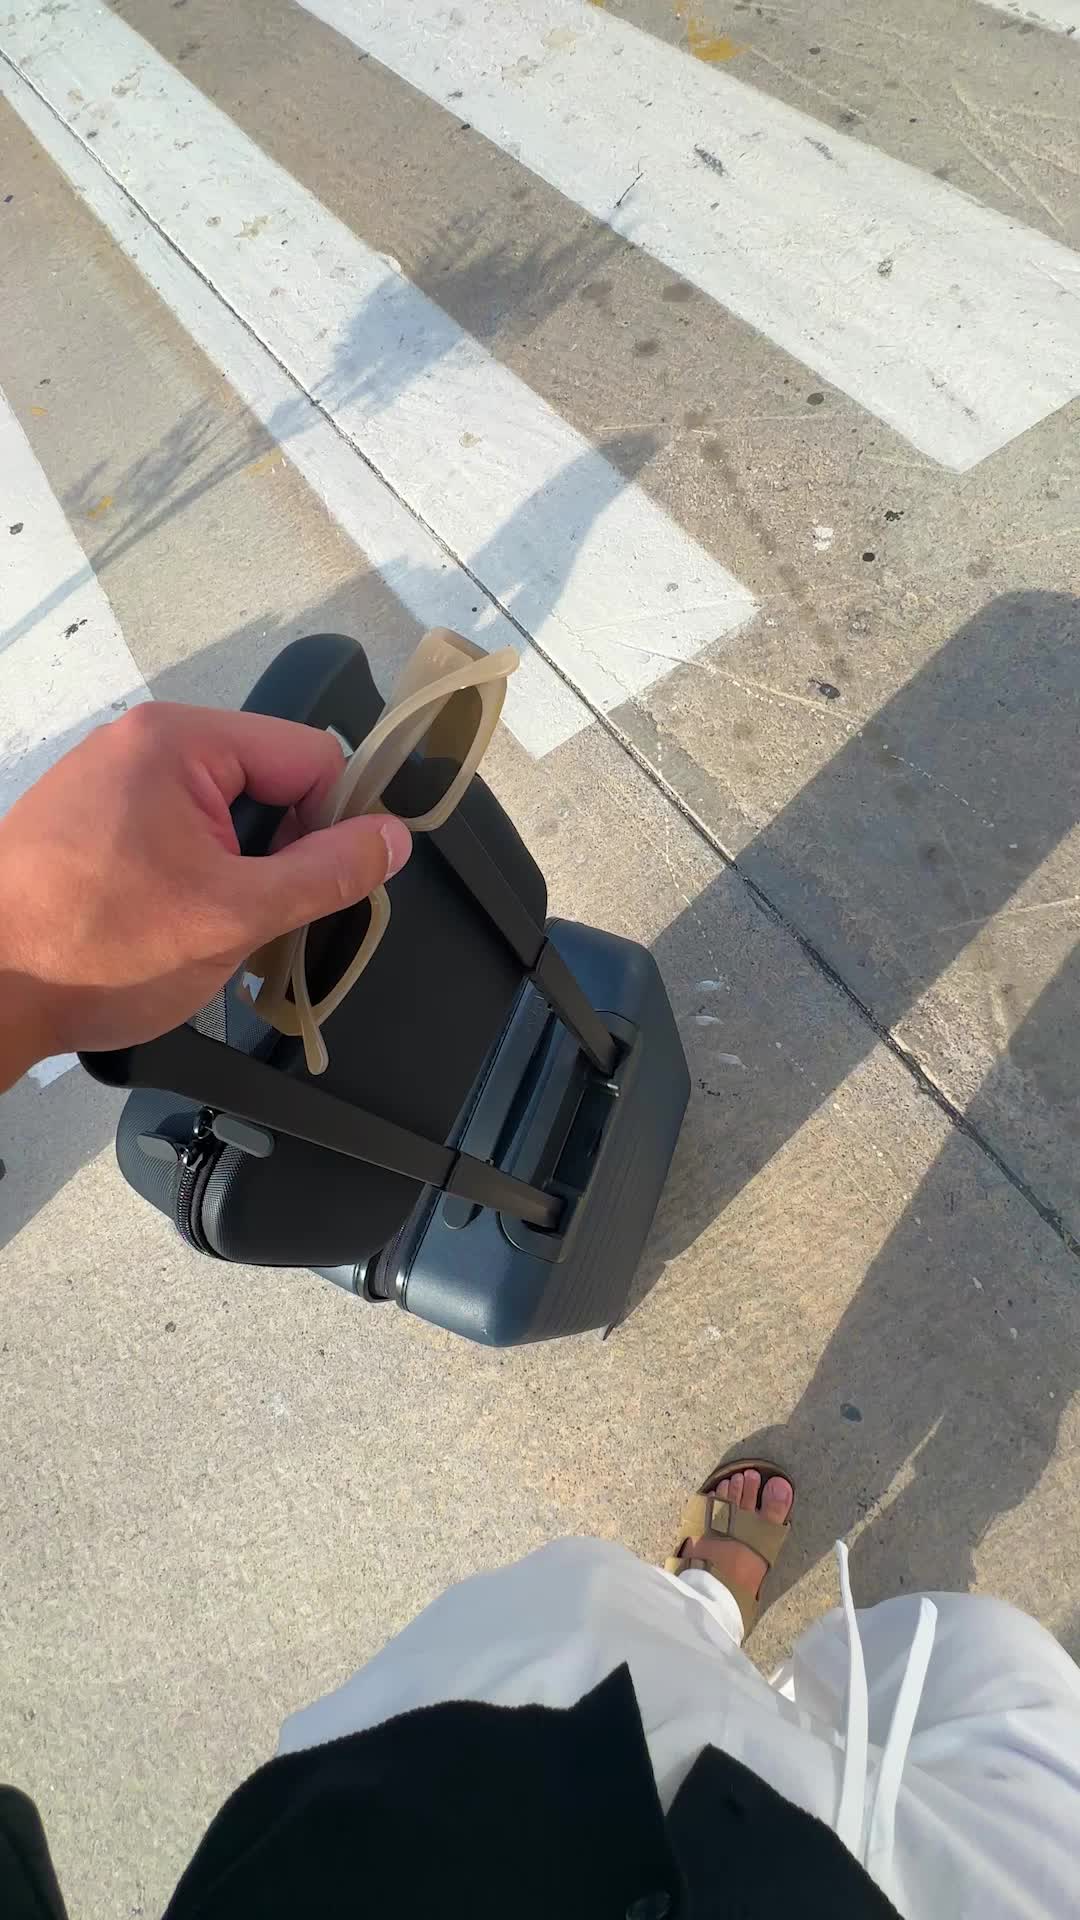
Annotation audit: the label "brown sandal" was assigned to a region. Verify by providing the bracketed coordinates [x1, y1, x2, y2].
[664, 1456, 795, 1639]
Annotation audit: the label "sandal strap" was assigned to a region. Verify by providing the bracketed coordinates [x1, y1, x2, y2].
[676, 1492, 789, 1569]
[666, 1491, 792, 1639]
[664, 1459, 796, 1642]
[664, 1548, 760, 1638]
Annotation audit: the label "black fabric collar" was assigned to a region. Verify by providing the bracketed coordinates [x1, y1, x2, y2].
[162, 1665, 900, 1920]
[669, 1740, 901, 1918]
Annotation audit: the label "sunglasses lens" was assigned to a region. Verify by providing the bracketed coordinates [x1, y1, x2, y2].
[382, 685, 483, 820]
[303, 891, 374, 1006]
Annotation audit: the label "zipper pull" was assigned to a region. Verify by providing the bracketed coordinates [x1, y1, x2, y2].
[180, 1107, 217, 1168]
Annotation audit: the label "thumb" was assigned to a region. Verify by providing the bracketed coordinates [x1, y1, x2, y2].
[240, 814, 412, 944]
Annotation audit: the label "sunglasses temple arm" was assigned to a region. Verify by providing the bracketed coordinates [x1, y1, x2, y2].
[430, 813, 618, 1079]
[80, 1029, 562, 1232]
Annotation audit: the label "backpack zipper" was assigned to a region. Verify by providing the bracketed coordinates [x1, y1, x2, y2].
[174, 1107, 220, 1253]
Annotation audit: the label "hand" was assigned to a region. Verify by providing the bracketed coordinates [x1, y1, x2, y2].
[0, 702, 412, 1090]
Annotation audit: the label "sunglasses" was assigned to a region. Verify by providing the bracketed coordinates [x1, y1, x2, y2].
[246, 629, 519, 1076]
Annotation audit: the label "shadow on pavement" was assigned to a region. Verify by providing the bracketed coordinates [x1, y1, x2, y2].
[5, 586, 1080, 1623]
[10, 212, 628, 651]
[634, 590, 1080, 1604]
[640, 589, 1080, 1263]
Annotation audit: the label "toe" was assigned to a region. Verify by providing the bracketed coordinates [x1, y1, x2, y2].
[727, 1472, 744, 1510]
[714, 1477, 731, 1503]
[761, 1476, 794, 1525]
[740, 1468, 761, 1510]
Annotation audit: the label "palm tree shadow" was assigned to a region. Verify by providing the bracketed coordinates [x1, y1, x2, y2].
[311, 214, 625, 424]
[8, 214, 628, 654]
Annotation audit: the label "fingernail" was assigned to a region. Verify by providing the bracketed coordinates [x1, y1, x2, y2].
[379, 817, 413, 880]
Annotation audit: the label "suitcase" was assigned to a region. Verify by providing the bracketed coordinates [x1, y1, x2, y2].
[81, 635, 690, 1345]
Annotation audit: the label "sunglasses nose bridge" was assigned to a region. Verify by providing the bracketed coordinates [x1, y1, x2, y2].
[335, 681, 489, 830]
[330, 699, 447, 826]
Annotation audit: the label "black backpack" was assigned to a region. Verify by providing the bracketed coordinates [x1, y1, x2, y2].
[83, 635, 689, 1345]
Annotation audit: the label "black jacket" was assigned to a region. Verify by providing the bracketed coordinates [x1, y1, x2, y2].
[4, 1665, 898, 1918]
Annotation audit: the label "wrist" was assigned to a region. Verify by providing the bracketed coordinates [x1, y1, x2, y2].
[0, 968, 60, 1092]
[0, 828, 69, 1090]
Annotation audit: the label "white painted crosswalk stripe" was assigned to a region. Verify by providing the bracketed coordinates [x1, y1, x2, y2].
[3, 64, 590, 762]
[0, 390, 150, 812]
[982, 1, 1080, 34]
[298, 0, 1080, 472]
[0, 386, 152, 1085]
[1, 0, 757, 759]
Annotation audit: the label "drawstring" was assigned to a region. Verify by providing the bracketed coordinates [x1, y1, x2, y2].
[835, 1541, 869, 1854]
[866, 1595, 937, 1879]
[834, 1540, 938, 1877]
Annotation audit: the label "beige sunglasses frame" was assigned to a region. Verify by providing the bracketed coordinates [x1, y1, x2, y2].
[248, 629, 519, 1077]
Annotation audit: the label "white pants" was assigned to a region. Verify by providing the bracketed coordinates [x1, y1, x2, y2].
[279, 1540, 1080, 1919]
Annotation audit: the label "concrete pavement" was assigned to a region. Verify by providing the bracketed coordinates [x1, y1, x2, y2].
[2, 3, 1080, 1913]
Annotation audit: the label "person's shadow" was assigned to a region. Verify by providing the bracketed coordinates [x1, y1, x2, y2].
[736, 934, 1080, 1606]
[633, 589, 1080, 1609]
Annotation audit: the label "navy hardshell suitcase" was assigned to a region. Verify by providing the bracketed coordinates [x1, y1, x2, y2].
[83, 635, 689, 1345]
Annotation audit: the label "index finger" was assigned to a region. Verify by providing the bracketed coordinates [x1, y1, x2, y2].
[175, 704, 348, 831]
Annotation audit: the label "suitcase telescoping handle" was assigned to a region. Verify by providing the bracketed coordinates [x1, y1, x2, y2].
[82, 1026, 563, 1231]
[429, 808, 618, 1079]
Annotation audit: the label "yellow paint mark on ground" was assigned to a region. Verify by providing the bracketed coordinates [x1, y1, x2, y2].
[673, 1, 742, 62]
[245, 450, 285, 478]
[686, 23, 742, 61]
[88, 494, 113, 517]
[30, 404, 48, 417]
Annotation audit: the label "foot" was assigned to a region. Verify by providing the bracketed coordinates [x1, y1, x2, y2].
[683, 1468, 794, 1604]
